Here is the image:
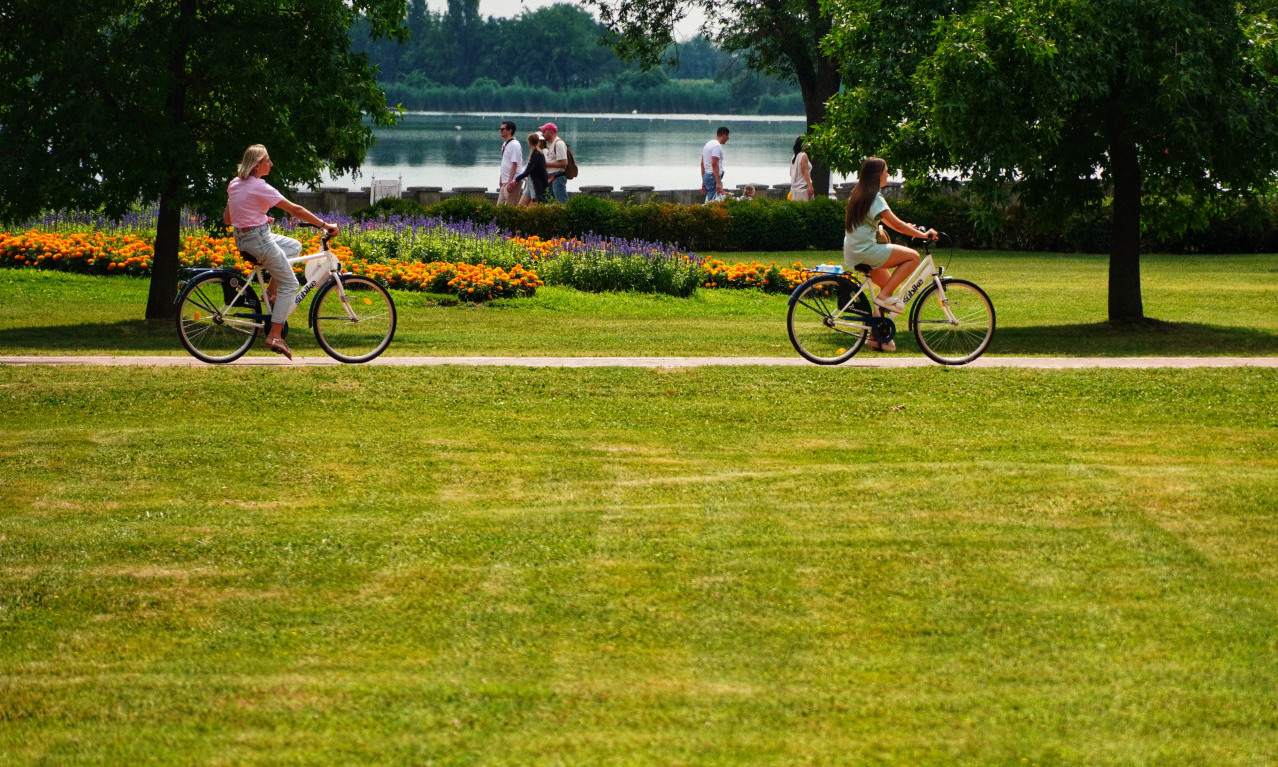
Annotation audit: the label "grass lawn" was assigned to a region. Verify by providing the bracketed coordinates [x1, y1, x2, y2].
[0, 251, 1275, 357]
[1, 365, 1276, 765]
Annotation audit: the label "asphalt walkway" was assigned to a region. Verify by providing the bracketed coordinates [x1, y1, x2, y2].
[2, 355, 1276, 369]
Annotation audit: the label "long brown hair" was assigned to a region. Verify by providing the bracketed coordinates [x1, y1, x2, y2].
[845, 157, 887, 232]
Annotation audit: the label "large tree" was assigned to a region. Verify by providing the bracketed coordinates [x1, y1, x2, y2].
[0, 0, 408, 319]
[582, 0, 842, 194]
[815, 0, 1278, 322]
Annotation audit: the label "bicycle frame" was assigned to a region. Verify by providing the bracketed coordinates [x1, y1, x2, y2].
[187, 243, 350, 333]
[816, 254, 939, 332]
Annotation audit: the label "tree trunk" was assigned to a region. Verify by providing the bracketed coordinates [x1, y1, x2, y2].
[144, 0, 194, 320]
[146, 189, 182, 320]
[1107, 136, 1144, 322]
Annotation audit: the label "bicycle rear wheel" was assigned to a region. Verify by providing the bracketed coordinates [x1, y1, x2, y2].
[786, 274, 869, 365]
[910, 278, 995, 365]
[312, 275, 397, 363]
[175, 273, 258, 363]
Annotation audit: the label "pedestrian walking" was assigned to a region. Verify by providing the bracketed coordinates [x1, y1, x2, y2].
[700, 126, 730, 203]
[497, 120, 523, 206]
[540, 122, 570, 204]
[790, 137, 814, 201]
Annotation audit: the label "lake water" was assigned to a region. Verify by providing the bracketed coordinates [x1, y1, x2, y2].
[323, 112, 830, 194]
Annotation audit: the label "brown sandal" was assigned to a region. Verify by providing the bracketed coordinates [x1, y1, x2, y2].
[263, 337, 293, 360]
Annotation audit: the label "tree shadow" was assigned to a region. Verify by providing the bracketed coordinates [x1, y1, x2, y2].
[0, 320, 179, 353]
[990, 321, 1278, 356]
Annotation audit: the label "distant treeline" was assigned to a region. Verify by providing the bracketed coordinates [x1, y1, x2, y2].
[352, 0, 802, 115]
[382, 76, 803, 115]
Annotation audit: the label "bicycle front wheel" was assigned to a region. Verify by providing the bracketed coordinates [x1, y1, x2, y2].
[175, 273, 258, 364]
[786, 274, 869, 365]
[312, 275, 397, 363]
[910, 278, 995, 365]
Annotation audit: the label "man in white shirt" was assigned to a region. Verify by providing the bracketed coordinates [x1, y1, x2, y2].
[540, 122, 569, 204]
[497, 120, 523, 206]
[700, 126, 730, 203]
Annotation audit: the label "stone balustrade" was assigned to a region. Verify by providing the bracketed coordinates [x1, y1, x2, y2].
[292, 181, 905, 215]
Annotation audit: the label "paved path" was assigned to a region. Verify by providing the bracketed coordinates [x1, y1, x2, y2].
[2, 355, 1276, 369]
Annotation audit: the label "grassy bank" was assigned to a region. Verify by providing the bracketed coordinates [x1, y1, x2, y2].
[1, 251, 1276, 357]
[1, 365, 1276, 764]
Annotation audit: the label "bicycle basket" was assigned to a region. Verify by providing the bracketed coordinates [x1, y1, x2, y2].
[305, 253, 341, 285]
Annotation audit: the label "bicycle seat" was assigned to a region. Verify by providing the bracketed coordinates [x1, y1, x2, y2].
[852, 263, 872, 274]
[239, 251, 261, 265]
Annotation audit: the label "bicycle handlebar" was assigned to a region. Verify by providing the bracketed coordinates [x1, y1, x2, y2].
[298, 221, 337, 248]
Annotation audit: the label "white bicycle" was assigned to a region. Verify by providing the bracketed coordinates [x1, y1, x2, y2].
[175, 224, 396, 364]
[786, 234, 995, 365]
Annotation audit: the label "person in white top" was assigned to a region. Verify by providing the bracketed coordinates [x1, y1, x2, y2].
[223, 144, 338, 360]
[842, 157, 937, 352]
[789, 137, 814, 201]
[497, 120, 524, 206]
[700, 126, 730, 203]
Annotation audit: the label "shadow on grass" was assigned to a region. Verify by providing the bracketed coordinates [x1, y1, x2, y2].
[0, 319, 1274, 358]
[0, 320, 179, 354]
[990, 321, 1278, 356]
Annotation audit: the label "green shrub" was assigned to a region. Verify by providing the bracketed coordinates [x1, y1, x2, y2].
[538, 251, 702, 297]
[564, 195, 619, 236]
[429, 196, 498, 226]
[493, 204, 571, 239]
[408, 188, 1278, 255]
[350, 196, 428, 221]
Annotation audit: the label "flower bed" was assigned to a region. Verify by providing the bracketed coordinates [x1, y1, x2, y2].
[0, 230, 542, 301]
[2, 210, 811, 300]
[703, 258, 808, 293]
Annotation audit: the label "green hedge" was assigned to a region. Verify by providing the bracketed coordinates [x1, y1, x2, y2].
[355, 191, 1278, 254]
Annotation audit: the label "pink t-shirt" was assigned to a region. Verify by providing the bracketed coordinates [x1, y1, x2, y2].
[226, 176, 285, 228]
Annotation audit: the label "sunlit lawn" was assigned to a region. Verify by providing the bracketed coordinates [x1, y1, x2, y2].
[1, 364, 1276, 765]
[1, 251, 1275, 357]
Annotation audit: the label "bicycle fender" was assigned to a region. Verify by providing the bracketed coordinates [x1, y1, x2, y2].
[174, 268, 245, 305]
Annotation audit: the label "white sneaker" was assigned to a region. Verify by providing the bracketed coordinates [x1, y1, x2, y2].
[874, 295, 906, 314]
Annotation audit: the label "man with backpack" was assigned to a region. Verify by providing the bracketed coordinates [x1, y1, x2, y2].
[539, 122, 573, 204]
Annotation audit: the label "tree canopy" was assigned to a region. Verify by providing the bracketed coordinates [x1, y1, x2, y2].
[0, 0, 408, 318]
[814, 0, 1278, 321]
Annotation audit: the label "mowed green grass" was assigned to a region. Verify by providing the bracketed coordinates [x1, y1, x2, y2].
[0, 251, 1275, 357]
[1, 365, 1276, 765]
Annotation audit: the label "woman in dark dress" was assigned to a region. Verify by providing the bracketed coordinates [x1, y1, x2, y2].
[516, 132, 548, 206]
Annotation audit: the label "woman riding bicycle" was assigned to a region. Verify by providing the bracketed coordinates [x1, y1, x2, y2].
[844, 157, 937, 351]
[223, 144, 339, 360]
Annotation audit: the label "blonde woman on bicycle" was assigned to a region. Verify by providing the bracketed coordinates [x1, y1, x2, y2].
[843, 157, 937, 351]
[223, 144, 338, 360]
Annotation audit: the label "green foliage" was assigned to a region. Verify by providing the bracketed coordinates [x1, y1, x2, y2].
[351, 195, 429, 221]
[492, 204, 572, 239]
[382, 77, 803, 114]
[356, 3, 802, 114]
[721, 197, 845, 251]
[429, 196, 498, 226]
[0, 0, 407, 222]
[414, 191, 1278, 254]
[816, 0, 1278, 320]
[564, 195, 620, 236]
[0, 0, 409, 319]
[537, 252, 703, 297]
[343, 224, 529, 269]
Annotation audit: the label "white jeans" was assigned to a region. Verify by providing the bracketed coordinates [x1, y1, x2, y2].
[233, 225, 302, 326]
